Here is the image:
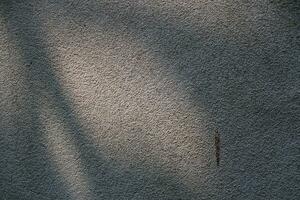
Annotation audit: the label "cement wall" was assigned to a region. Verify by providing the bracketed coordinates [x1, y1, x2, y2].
[1, 0, 299, 199]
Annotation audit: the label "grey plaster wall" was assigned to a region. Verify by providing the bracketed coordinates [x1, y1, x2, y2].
[0, 0, 299, 199]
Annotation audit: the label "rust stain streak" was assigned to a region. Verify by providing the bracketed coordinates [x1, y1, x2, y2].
[215, 130, 220, 166]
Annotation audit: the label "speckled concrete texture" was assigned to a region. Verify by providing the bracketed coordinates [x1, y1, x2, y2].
[0, 0, 299, 199]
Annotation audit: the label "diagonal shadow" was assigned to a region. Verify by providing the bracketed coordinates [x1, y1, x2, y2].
[1, 0, 299, 199]
[1, 1, 199, 199]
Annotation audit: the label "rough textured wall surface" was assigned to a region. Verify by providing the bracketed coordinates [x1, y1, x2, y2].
[0, 0, 299, 199]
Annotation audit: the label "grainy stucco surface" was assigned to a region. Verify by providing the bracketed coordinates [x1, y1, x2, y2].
[0, 0, 299, 199]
